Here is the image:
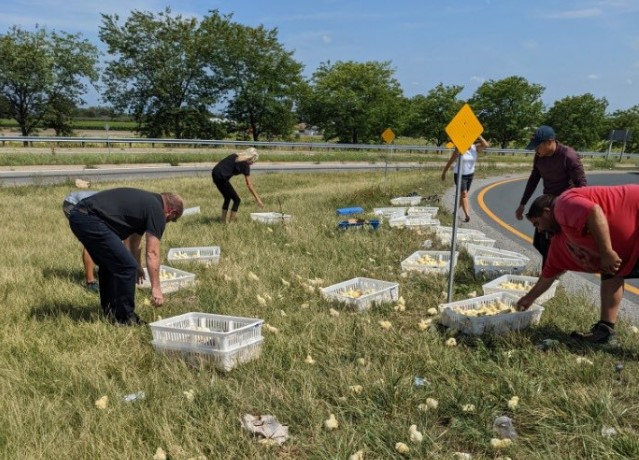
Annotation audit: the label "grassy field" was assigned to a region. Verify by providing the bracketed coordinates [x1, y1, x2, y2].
[1, 169, 639, 459]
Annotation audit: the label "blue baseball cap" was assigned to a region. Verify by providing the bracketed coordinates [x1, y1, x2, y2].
[525, 125, 555, 150]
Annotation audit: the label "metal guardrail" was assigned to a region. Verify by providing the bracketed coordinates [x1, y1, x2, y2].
[0, 135, 636, 158]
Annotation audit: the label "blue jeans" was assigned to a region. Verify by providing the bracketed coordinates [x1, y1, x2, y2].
[68, 208, 138, 323]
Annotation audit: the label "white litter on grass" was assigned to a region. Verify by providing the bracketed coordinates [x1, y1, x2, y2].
[240, 414, 289, 445]
[324, 413, 339, 430]
[153, 447, 167, 460]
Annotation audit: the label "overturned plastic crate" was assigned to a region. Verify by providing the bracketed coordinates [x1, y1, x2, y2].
[151, 338, 264, 372]
[464, 244, 529, 261]
[406, 206, 439, 217]
[434, 226, 486, 239]
[404, 216, 440, 229]
[167, 246, 221, 265]
[337, 219, 380, 230]
[321, 277, 399, 312]
[374, 207, 407, 218]
[250, 212, 292, 225]
[182, 206, 201, 216]
[401, 250, 459, 275]
[473, 255, 527, 277]
[439, 291, 544, 335]
[482, 274, 559, 304]
[390, 196, 422, 206]
[149, 312, 263, 351]
[138, 265, 195, 293]
[457, 237, 497, 249]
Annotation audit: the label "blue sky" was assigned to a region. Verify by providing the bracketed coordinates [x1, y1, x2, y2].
[1, 0, 638, 112]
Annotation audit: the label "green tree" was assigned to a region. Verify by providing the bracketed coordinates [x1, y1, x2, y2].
[543, 94, 608, 150]
[209, 21, 304, 141]
[0, 26, 98, 136]
[608, 105, 639, 153]
[300, 61, 405, 144]
[43, 94, 76, 136]
[404, 83, 464, 145]
[469, 76, 544, 148]
[99, 9, 228, 138]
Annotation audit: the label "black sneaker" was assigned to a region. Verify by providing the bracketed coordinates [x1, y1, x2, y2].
[570, 322, 616, 344]
[114, 313, 147, 327]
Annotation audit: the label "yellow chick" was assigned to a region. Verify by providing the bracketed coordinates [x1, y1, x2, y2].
[304, 354, 316, 364]
[446, 337, 458, 347]
[427, 307, 438, 316]
[143, 298, 151, 307]
[183, 389, 195, 402]
[256, 295, 267, 307]
[349, 385, 364, 395]
[248, 271, 260, 281]
[94, 395, 108, 410]
[453, 453, 472, 460]
[409, 424, 423, 443]
[426, 398, 439, 409]
[300, 302, 309, 309]
[461, 404, 476, 413]
[329, 308, 340, 317]
[356, 358, 367, 366]
[576, 357, 594, 365]
[153, 447, 167, 460]
[490, 438, 513, 449]
[264, 323, 279, 334]
[395, 442, 410, 454]
[281, 278, 291, 287]
[418, 318, 432, 330]
[378, 320, 392, 330]
[280, 310, 287, 317]
[223, 274, 232, 282]
[324, 413, 339, 430]
[394, 304, 406, 312]
[632, 326, 639, 334]
[349, 450, 365, 460]
[507, 396, 519, 410]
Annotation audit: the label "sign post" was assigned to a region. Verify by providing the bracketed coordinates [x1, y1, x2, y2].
[443, 104, 484, 303]
[381, 128, 396, 186]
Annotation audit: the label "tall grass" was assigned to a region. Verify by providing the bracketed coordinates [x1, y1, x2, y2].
[1, 170, 638, 459]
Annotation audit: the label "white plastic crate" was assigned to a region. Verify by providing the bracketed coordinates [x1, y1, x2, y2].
[373, 207, 407, 218]
[457, 237, 497, 249]
[138, 265, 195, 293]
[464, 244, 529, 261]
[473, 255, 527, 277]
[390, 196, 422, 206]
[400, 250, 459, 274]
[482, 274, 559, 304]
[149, 312, 263, 351]
[152, 338, 264, 372]
[406, 206, 439, 217]
[182, 206, 201, 216]
[434, 226, 486, 238]
[167, 246, 221, 265]
[439, 291, 544, 335]
[250, 212, 292, 224]
[404, 216, 440, 229]
[321, 277, 399, 312]
[389, 215, 407, 228]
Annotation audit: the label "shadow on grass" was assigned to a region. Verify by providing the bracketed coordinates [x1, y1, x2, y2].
[42, 266, 85, 284]
[30, 301, 100, 323]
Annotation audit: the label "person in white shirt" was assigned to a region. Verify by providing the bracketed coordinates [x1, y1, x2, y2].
[441, 135, 489, 222]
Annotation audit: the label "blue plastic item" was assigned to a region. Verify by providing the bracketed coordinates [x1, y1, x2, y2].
[336, 207, 364, 215]
[337, 219, 380, 230]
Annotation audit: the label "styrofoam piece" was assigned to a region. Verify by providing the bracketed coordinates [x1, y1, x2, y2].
[482, 274, 559, 304]
[149, 312, 263, 351]
[400, 250, 459, 274]
[250, 212, 292, 224]
[439, 291, 544, 335]
[321, 277, 399, 312]
[182, 206, 201, 216]
[138, 265, 195, 293]
[167, 246, 221, 264]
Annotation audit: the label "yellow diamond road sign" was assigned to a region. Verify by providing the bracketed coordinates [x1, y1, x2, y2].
[381, 128, 395, 144]
[445, 104, 483, 153]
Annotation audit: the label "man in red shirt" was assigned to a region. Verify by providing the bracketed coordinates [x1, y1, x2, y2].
[517, 185, 639, 344]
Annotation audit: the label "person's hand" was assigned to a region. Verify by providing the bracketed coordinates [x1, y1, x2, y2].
[136, 267, 146, 284]
[515, 204, 525, 221]
[600, 249, 622, 275]
[151, 287, 163, 307]
[257, 199, 264, 208]
[516, 295, 534, 311]
[441, 172, 446, 181]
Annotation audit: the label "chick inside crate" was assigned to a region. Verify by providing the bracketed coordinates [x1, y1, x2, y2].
[401, 250, 459, 274]
[464, 243, 530, 261]
[482, 274, 559, 304]
[250, 212, 292, 224]
[151, 338, 264, 372]
[321, 277, 399, 312]
[149, 312, 264, 351]
[138, 265, 195, 293]
[439, 292, 544, 335]
[473, 255, 527, 277]
[167, 246, 221, 265]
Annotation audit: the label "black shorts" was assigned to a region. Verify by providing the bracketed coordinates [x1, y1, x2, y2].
[453, 173, 474, 192]
[601, 258, 639, 281]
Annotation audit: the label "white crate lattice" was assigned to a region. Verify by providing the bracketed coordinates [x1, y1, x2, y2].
[473, 255, 527, 277]
[321, 277, 399, 312]
[152, 339, 263, 372]
[138, 265, 195, 293]
[250, 212, 292, 224]
[167, 246, 221, 265]
[401, 250, 459, 274]
[482, 274, 559, 304]
[390, 196, 422, 206]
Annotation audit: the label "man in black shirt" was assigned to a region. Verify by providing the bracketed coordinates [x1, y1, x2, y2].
[68, 188, 184, 325]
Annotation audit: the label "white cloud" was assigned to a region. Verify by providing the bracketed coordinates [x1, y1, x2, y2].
[470, 76, 485, 84]
[544, 8, 602, 19]
[587, 74, 600, 80]
[322, 34, 332, 44]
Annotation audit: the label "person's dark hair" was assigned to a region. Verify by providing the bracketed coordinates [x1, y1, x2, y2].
[526, 194, 556, 219]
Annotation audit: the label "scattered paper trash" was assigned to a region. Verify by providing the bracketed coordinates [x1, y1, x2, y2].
[240, 414, 289, 445]
[122, 391, 145, 403]
[493, 416, 517, 439]
[413, 376, 430, 387]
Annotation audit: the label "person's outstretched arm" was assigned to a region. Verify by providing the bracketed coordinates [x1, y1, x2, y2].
[244, 176, 264, 207]
[441, 150, 459, 180]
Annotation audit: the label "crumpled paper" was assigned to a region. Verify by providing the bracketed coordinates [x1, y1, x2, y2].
[240, 414, 289, 445]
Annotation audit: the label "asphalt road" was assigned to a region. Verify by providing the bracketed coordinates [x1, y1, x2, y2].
[472, 171, 639, 304]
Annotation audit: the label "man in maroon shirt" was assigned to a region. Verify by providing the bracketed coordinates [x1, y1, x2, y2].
[515, 125, 587, 266]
